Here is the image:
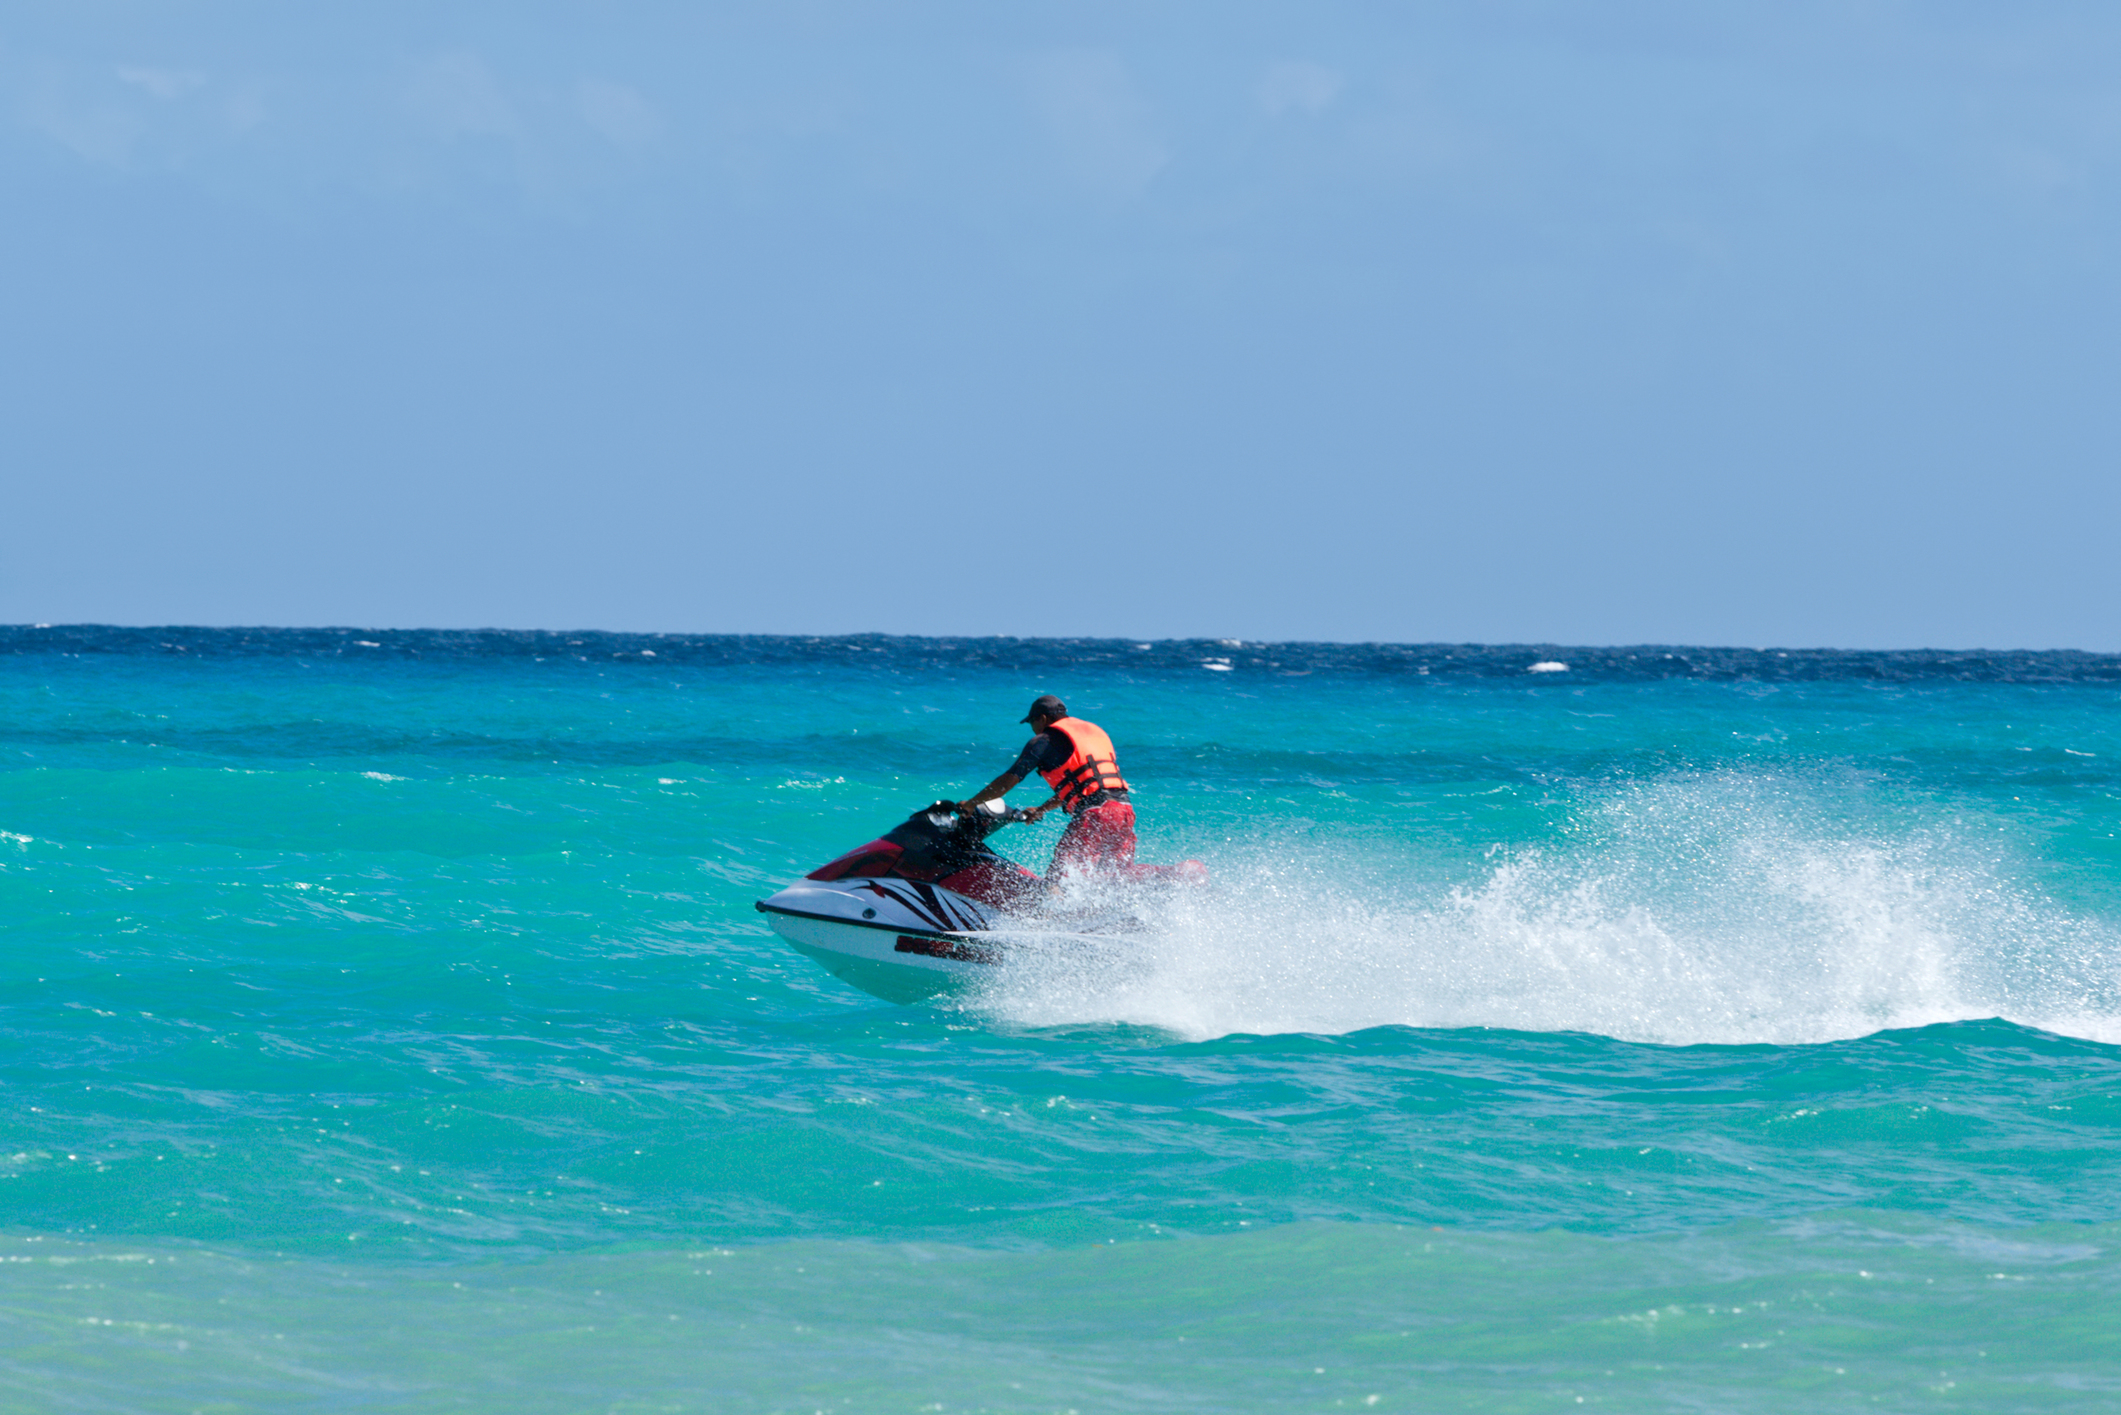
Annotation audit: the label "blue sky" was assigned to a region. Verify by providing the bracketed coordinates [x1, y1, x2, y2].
[4, 2, 2118, 647]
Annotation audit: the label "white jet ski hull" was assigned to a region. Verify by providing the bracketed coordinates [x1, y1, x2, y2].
[756, 879, 1130, 1005]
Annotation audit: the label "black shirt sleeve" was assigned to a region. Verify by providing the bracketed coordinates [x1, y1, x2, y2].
[1006, 731, 1070, 782]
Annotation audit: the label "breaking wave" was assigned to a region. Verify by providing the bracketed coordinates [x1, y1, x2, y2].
[971, 773, 2121, 1047]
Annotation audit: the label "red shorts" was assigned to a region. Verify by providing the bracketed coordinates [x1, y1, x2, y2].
[1050, 799, 1136, 875]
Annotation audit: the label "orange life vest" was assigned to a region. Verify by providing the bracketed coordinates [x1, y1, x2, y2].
[1039, 717, 1131, 812]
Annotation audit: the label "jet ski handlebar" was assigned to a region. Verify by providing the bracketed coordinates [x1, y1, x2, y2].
[923, 799, 1034, 832]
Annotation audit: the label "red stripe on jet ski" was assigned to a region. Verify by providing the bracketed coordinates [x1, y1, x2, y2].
[894, 935, 999, 965]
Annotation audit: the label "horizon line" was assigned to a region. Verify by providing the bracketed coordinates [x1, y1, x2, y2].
[4, 623, 2117, 658]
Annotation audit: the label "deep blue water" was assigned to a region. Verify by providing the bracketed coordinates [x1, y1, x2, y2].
[2, 627, 2118, 1411]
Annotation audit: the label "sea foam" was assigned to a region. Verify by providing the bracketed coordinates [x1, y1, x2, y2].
[975, 772, 2121, 1047]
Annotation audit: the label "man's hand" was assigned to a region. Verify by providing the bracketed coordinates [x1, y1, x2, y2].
[956, 771, 1024, 820]
[1022, 805, 1049, 823]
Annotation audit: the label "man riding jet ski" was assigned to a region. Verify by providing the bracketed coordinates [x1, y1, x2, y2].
[753, 799, 1128, 1003]
[754, 701, 1206, 1002]
[953, 695, 1145, 879]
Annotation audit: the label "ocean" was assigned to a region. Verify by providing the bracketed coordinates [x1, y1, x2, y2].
[2, 626, 2118, 1412]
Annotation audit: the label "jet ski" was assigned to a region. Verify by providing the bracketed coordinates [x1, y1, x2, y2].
[755, 799, 1205, 1004]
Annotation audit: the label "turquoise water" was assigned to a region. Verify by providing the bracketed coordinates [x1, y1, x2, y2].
[3, 628, 2119, 1411]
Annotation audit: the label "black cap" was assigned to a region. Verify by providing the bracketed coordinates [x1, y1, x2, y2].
[1021, 694, 1066, 724]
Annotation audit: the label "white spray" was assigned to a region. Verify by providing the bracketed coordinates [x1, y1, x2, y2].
[970, 772, 2121, 1046]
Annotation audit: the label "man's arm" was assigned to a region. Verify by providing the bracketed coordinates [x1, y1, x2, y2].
[959, 732, 1050, 814]
[958, 774, 1066, 821]
[960, 731, 1072, 818]
[957, 771, 1024, 814]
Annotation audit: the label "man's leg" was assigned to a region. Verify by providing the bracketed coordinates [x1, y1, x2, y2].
[1098, 801, 1138, 866]
[1051, 801, 1137, 874]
